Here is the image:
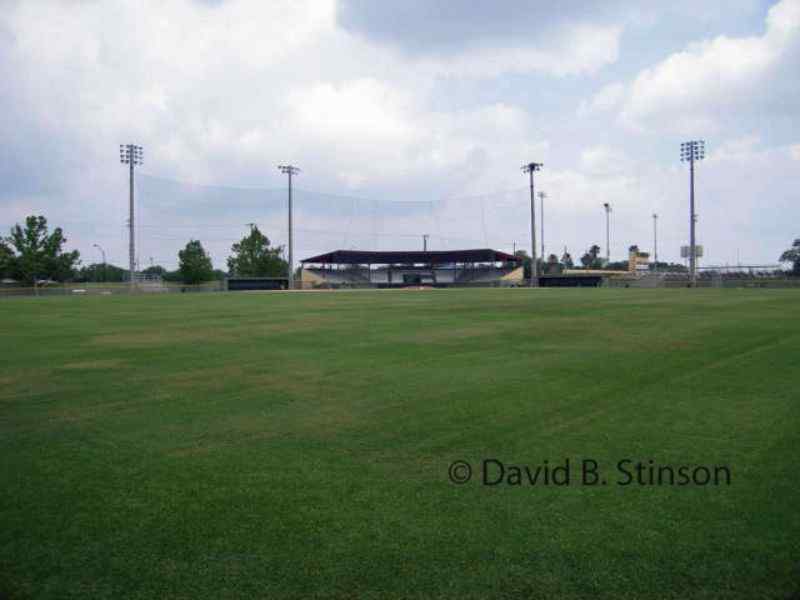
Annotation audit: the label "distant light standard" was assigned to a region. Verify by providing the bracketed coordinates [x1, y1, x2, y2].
[680, 140, 705, 286]
[652, 213, 658, 272]
[423, 234, 429, 252]
[522, 162, 543, 287]
[278, 165, 300, 290]
[537, 191, 546, 260]
[93, 243, 106, 283]
[603, 202, 612, 265]
[119, 144, 143, 290]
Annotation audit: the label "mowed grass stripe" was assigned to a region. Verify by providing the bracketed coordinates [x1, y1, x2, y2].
[0, 288, 798, 599]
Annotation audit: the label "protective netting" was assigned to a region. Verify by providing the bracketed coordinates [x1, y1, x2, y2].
[135, 174, 534, 269]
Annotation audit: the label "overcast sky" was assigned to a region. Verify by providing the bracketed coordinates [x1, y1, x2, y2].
[2, 0, 799, 269]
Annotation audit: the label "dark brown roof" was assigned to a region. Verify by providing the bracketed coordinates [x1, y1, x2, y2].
[301, 249, 520, 265]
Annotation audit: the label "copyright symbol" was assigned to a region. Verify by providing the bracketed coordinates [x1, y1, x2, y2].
[448, 460, 472, 484]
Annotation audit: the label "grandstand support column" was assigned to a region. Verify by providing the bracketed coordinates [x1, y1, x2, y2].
[522, 162, 543, 287]
[278, 165, 301, 289]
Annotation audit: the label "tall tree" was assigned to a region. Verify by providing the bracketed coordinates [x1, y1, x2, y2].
[4, 216, 80, 283]
[227, 226, 287, 277]
[0, 240, 13, 279]
[545, 253, 562, 275]
[76, 263, 128, 283]
[178, 240, 214, 284]
[580, 244, 602, 269]
[779, 238, 800, 275]
[514, 249, 532, 279]
[141, 265, 167, 278]
[560, 251, 574, 269]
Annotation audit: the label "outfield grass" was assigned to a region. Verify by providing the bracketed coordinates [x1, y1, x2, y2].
[1, 288, 798, 599]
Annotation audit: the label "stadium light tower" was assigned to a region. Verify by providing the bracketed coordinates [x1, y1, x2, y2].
[522, 162, 543, 287]
[680, 140, 705, 286]
[537, 191, 546, 260]
[603, 202, 612, 265]
[119, 144, 143, 290]
[278, 165, 300, 290]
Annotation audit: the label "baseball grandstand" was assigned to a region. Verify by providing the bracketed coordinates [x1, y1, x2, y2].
[300, 248, 524, 288]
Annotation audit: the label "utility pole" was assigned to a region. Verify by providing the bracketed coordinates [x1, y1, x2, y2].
[522, 162, 543, 287]
[538, 191, 546, 260]
[423, 234, 429, 252]
[652, 213, 658, 272]
[278, 165, 300, 289]
[680, 140, 705, 286]
[93, 243, 106, 283]
[603, 202, 612, 265]
[513, 241, 516, 255]
[119, 144, 143, 291]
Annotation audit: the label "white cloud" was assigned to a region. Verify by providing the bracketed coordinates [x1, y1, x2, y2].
[420, 24, 622, 79]
[288, 79, 419, 146]
[578, 82, 626, 116]
[614, 0, 800, 132]
[579, 145, 633, 175]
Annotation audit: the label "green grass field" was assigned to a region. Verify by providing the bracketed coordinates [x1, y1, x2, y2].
[1, 288, 798, 599]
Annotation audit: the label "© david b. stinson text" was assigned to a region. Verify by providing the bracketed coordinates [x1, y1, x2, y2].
[447, 458, 732, 487]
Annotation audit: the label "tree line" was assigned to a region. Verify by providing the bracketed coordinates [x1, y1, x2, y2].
[0, 216, 288, 285]
[2, 215, 800, 285]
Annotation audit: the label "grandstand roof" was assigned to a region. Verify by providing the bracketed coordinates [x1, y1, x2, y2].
[301, 249, 520, 265]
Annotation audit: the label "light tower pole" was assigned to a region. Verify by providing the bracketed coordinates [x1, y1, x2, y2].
[680, 140, 705, 286]
[119, 144, 143, 290]
[278, 165, 300, 289]
[423, 234, 429, 252]
[93, 243, 106, 283]
[652, 213, 658, 271]
[522, 162, 543, 287]
[538, 190, 546, 260]
[603, 202, 612, 265]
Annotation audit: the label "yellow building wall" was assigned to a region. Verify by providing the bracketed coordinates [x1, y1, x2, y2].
[501, 266, 525, 281]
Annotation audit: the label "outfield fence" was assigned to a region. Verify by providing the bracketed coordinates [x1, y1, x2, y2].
[0, 281, 224, 298]
[2, 276, 798, 298]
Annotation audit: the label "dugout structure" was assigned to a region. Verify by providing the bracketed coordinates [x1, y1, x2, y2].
[227, 277, 289, 291]
[301, 249, 523, 288]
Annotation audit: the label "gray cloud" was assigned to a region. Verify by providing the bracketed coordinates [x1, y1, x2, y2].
[336, 0, 627, 55]
[335, 0, 765, 56]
